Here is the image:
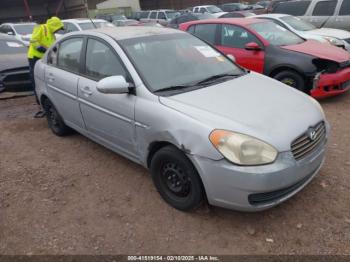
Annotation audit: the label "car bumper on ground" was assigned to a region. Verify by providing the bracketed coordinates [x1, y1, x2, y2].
[311, 67, 350, 99]
[189, 137, 327, 212]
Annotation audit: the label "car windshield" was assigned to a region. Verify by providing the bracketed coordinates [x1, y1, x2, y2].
[13, 24, 36, 35]
[119, 33, 243, 93]
[165, 11, 180, 19]
[250, 21, 304, 46]
[95, 21, 115, 28]
[78, 22, 95, 30]
[0, 40, 27, 54]
[281, 16, 316, 31]
[112, 15, 127, 20]
[207, 6, 223, 13]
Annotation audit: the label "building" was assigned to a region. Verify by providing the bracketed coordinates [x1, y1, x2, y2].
[0, 0, 92, 23]
[92, 0, 141, 17]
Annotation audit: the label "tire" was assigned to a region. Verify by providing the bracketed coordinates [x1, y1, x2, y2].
[273, 70, 306, 92]
[43, 99, 71, 136]
[150, 145, 204, 211]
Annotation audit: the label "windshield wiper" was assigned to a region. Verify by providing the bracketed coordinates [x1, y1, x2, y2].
[195, 73, 241, 85]
[154, 84, 195, 93]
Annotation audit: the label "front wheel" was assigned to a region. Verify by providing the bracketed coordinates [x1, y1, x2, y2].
[150, 146, 204, 211]
[274, 70, 306, 92]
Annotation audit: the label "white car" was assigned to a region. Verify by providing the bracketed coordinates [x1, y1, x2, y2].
[192, 5, 227, 18]
[253, 14, 350, 52]
[0, 23, 37, 46]
[56, 19, 115, 36]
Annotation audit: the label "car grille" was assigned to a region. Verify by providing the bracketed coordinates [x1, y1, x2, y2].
[248, 171, 314, 205]
[341, 79, 350, 90]
[291, 122, 326, 161]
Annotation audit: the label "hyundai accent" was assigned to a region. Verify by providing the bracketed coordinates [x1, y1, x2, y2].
[35, 27, 328, 211]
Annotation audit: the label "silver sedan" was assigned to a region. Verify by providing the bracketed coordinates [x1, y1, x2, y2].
[34, 27, 329, 211]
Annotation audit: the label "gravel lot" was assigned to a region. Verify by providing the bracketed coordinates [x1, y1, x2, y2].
[0, 94, 349, 255]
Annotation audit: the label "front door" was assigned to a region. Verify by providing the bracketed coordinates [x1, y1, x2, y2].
[77, 37, 137, 158]
[216, 24, 265, 73]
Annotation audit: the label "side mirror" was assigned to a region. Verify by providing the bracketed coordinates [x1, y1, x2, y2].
[227, 54, 236, 62]
[7, 31, 14, 36]
[245, 42, 261, 51]
[97, 76, 130, 94]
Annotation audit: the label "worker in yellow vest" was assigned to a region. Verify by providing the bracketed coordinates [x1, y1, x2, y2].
[28, 16, 64, 118]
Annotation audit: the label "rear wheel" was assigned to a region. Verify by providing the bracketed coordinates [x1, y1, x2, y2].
[150, 146, 204, 211]
[43, 99, 71, 136]
[274, 70, 306, 92]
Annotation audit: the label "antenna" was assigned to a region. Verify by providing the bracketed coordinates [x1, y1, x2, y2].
[88, 13, 97, 29]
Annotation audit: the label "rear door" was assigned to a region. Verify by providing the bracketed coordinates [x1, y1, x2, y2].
[216, 24, 265, 73]
[77, 37, 137, 158]
[45, 37, 85, 130]
[304, 0, 338, 28]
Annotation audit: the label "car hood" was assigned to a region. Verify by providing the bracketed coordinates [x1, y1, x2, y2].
[308, 28, 350, 40]
[282, 40, 350, 63]
[159, 72, 325, 152]
[0, 53, 29, 72]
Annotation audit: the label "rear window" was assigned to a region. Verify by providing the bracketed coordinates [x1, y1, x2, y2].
[0, 40, 27, 54]
[339, 0, 350, 16]
[273, 1, 311, 16]
[312, 1, 337, 16]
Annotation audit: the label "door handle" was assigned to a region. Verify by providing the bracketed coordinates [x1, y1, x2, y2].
[80, 86, 93, 96]
[47, 72, 55, 82]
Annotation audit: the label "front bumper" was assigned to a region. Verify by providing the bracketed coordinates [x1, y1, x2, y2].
[189, 138, 326, 212]
[0, 68, 31, 93]
[311, 66, 350, 99]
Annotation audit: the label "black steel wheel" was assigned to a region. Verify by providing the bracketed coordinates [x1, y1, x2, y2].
[43, 99, 71, 136]
[150, 146, 204, 211]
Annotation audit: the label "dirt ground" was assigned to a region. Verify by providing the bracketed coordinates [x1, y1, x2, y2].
[0, 94, 349, 255]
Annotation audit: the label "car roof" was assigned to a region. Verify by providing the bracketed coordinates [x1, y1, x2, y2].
[63, 19, 107, 23]
[86, 26, 185, 40]
[254, 13, 288, 19]
[0, 33, 22, 41]
[2, 22, 36, 26]
[186, 18, 266, 26]
[194, 5, 216, 8]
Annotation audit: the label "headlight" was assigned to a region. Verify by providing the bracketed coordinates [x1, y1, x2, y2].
[209, 130, 278, 165]
[323, 36, 343, 46]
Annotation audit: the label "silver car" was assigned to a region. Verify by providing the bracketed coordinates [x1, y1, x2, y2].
[34, 27, 329, 212]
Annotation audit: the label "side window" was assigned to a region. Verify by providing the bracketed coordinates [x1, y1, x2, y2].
[312, 1, 337, 16]
[158, 12, 166, 20]
[85, 38, 127, 81]
[187, 25, 195, 34]
[57, 38, 83, 73]
[140, 11, 149, 19]
[221, 24, 260, 49]
[200, 8, 207, 13]
[66, 23, 79, 33]
[339, 0, 350, 15]
[47, 46, 58, 65]
[193, 24, 218, 45]
[273, 1, 311, 16]
[0, 26, 5, 33]
[150, 12, 157, 19]
[193, 8, 198, 13]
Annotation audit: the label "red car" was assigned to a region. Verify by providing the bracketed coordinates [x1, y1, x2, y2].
[180, 18, 350, 99]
